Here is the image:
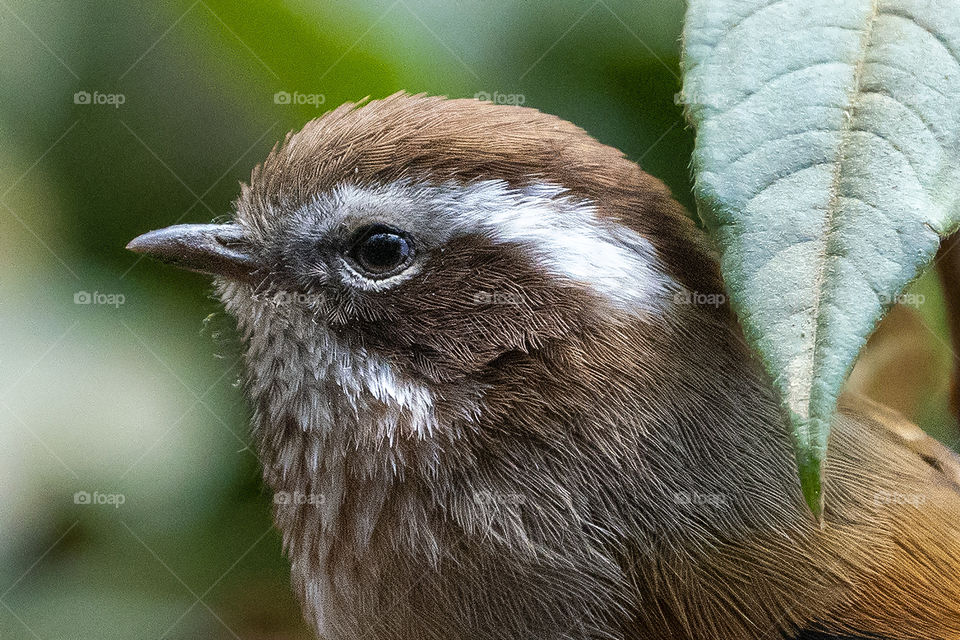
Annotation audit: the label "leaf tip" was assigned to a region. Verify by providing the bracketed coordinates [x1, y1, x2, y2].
[796, 450, 825, 522]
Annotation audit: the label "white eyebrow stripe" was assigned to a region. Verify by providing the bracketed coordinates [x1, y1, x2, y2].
[315, 179, 678, 312]
[443, 180, 677, 312]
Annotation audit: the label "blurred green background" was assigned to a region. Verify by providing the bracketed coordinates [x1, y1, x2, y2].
[0, 1, 955, 638]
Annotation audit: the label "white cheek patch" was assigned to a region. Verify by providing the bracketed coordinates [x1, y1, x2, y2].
[218, 280, 439, 442]
[347, 345, 439, 441]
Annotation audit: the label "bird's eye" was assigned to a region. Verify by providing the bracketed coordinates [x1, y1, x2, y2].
[347, 224, 414, 278]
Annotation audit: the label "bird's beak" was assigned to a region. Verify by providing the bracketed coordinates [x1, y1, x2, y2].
[126, 223, 260, 281]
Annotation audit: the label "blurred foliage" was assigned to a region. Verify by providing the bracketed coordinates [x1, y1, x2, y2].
[0, 1, 954, 638]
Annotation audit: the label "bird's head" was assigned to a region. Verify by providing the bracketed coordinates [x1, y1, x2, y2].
[127, 92, 728, 476]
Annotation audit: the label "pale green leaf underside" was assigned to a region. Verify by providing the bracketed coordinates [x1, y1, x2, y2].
[682, 0, 960, 506]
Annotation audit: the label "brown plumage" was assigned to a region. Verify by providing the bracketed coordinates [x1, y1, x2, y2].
[128, 92, 960, 639]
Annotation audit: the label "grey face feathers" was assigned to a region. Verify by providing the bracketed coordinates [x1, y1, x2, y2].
[128, 93, 960, 640]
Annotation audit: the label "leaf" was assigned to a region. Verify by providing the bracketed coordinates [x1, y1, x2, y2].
[681, 0, 960, 515]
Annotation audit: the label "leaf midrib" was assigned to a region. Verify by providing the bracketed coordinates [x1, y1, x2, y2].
[797, 0, 882, 433]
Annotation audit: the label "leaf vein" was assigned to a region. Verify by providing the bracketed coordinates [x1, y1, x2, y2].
[801, 0, 882, 421]
[860, 88, 944, 145]
[881, 10, 960, 75]
[711, 62, 849, 120]
[743, 161, 833, 207]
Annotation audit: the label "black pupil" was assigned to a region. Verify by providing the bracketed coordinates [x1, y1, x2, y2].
[355, 228, 410, 274]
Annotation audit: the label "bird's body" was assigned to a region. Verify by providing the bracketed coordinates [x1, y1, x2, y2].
[129, 93, 960, 639]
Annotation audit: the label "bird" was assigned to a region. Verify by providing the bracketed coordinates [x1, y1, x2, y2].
[126, 92, 960, 640]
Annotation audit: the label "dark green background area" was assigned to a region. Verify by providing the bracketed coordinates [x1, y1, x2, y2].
[0, 1, 953, 638]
